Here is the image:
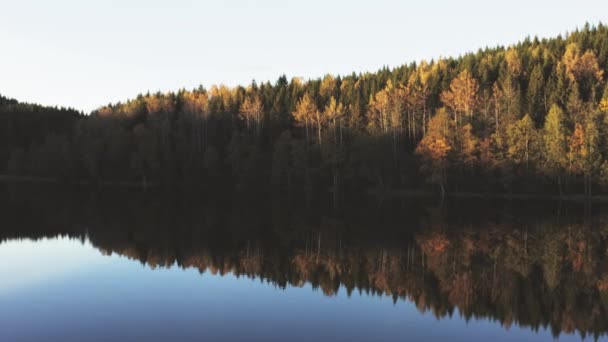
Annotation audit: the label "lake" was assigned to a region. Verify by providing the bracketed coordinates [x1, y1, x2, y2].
[1, 185, 607, 341]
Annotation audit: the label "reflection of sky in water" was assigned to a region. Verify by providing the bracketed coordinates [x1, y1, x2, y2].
[0, 238, 109, 295]
[0, 238, 600, 342]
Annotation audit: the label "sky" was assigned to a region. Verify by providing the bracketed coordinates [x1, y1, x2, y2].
[0, 0, 607, 113]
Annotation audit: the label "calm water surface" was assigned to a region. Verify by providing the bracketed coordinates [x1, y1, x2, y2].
[1, 187, 607, 341]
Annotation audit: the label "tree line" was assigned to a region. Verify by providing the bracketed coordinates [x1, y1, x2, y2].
[2, 23, 608, 197]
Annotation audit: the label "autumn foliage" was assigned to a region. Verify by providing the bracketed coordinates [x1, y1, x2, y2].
[2, 24, 608, 197]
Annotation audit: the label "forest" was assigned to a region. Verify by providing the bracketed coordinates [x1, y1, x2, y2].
[2, 23, 608, 197]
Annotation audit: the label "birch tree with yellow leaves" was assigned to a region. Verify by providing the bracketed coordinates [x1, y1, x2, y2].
[441, 70, 479, 130]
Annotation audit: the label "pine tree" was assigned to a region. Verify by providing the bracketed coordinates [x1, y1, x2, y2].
[526, 65, 544, 124]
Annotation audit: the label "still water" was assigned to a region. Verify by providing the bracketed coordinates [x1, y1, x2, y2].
[1, 186, 607, 341]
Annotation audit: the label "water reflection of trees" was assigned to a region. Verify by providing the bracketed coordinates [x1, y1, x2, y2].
[2, 186, 608, 340]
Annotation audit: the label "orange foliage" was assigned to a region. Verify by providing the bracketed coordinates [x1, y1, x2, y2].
[444, 272, 475, 310]
[478, 138, 497, 170]
[562, 43, 604, 83]
[597, 276, 608, 292]
[182, 91, 209, 115]
[567, 239, 586, 272]
[419, 233, 450, 257]
[459, 124, 478, 167]
[567, 123, 587, 175]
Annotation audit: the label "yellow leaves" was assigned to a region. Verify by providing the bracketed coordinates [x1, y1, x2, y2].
[504, 48, 522, 77]
[339, 79, 354, 96]
[324, 97, 344, 122]
[440, 70, 479, 120]
[578, 50, 604, 81]
[292, 94, 318, 127]
[366, 80, 404, 133]
[506, 114, 538, 166]
[320, 74, 336, 99]
[427, 108, 451, 137]
[478, 54, 495, 74]
[407, 63, 432, 114]
[145, 95, 173, 115]
[426, 137, 452, 161]
[571, 124, 587, 155]
[291, 76, 303, 87]
[416, 60, 433, 86]
[562, 43, 581, 81]
[570, 112, 602, 179]
[96, 107, 113, 117]
[372, 87, 391, 109]
[239, 97, 263, 117]
[433, 58, 449, 76]
[416, 109, 452, 164]
[459, 123, 478, 167]
[239, 96, 264, 128]
[491, 82, 503, 107]
[529, 45, 542, 61]
[601, 98, 608, 112]
[543, 104, 568, 171]
[209, 84, 233, 99]
[182, 91, 209, 116]
[561, 43, 604, 83]
[208, 84, 235, 111]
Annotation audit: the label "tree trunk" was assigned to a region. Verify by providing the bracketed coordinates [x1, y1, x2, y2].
[423, 100, 427, 136]
[317, 124, 322, 147]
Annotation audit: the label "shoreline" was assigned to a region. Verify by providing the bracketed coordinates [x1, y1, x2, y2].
[2, 175, 608, 202]
[0, 175, 156, 188]
[368, 188, 608, 202]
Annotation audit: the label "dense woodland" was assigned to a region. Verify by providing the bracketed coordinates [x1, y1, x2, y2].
[3, 24, 608, 196]
[3, 186, 608, 339]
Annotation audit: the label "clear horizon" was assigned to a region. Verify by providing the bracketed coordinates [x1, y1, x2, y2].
[1, 0, 607, 113]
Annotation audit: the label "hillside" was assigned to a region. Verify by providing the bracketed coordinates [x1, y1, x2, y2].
[2, 23, 608, 197]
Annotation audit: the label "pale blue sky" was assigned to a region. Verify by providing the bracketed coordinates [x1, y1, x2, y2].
[1, 0, 606, 113]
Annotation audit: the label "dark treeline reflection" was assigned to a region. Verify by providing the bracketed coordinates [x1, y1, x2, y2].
[3, 185, 608, 340]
